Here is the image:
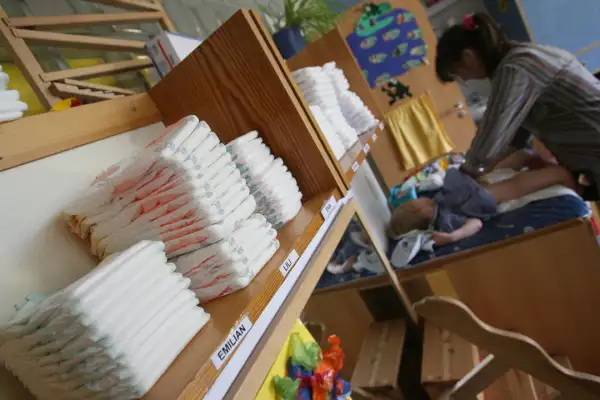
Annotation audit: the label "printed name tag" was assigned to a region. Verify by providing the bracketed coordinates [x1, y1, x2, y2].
[352, 161, 360, 172]
[321, 195, 336, 219]
[211, 316, 253, 370]
[279, 250, 300, 277]
[363, 143, 370, 154]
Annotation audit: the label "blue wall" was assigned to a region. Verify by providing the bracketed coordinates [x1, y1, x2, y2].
[482, 0, 530, 42]
[519, 0, 600, 72]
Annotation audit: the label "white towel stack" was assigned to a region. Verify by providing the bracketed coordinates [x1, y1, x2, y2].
[0, 241, 209, 400]
[226, 131, 303, 229]
[0, 65, 27, 123]
[292, 67, 359, 153]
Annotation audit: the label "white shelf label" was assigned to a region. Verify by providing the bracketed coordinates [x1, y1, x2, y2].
[352, 161, 360, 172]
[373, 132, 378, 142]
[211, 316, 253, 370]
[363, 143, 370, 154]
[378, 122, 384, 130]
[321, 195, 336, 219]
[279, 249, 299, 277]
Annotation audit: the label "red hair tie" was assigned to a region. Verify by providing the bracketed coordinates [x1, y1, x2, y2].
[462, 14, 476, 29]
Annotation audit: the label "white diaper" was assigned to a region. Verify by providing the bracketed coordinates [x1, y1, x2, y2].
[0, 240, 209, 400]
[193, 240, 280, 303]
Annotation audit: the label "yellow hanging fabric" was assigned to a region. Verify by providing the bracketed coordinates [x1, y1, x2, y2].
[384, 93, 455, 169]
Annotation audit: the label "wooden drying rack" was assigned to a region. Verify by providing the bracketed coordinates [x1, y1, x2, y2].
[0, 0, 175, 109]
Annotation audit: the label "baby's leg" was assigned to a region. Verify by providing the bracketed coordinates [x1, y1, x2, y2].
[484, 165, 577, 204]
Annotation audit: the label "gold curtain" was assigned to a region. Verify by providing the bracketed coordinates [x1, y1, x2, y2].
[385, 93, 454, 169]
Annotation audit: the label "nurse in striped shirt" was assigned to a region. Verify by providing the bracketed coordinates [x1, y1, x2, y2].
[436, 13, 600, 200]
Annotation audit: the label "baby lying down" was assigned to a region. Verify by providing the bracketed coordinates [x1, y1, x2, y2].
[388, 164, 578, 246]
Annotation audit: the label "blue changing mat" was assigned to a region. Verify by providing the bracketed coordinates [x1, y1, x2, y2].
[316, 195, 589, 290]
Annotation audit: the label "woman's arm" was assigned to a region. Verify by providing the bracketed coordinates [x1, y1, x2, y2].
[432, 218, 483, 246]
[462, 66, 542, 176]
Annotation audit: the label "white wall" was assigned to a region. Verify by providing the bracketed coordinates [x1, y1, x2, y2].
[0, 123, 165, 399]
[0, 122, 165, 323]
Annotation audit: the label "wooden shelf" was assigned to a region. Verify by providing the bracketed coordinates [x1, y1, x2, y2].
[144, 191, 340, 399]
[339, 124, 382, 182]
[223, 197, 359, 399]
[287, 27, 385, 191]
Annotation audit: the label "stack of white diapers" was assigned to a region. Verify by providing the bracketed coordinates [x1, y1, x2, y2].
[293, 63, 379, 160]
[65, 115, 283, 302]
[174, 214, 280, 303]
[338, 91, 378, 134]
[322, 62, 378, 135]
[0, 65, 27, 122]
[292, 66, 359, 154]
[309, 105, 346, 160]
[0, 241, 209, 400]
[226, 131, 303, 229]
[64, 115, 258, 260]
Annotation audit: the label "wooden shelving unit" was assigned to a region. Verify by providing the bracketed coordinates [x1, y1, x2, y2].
[287, 27, 387, 190]
[0, 7, 415, 400]
[339, 125, 381, 182]
[144, 192, 341, 399]
[145, 9, 415, 399]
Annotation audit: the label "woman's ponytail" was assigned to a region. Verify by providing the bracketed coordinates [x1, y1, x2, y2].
[472, 13, 511, 74]
[436, 12, 513, 82]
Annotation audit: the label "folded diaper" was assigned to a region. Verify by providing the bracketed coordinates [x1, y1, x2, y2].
[310, 105, 346, 160]
[172, 213, 279, 302]
[193, 240, 280, 303]
[65, 116, 284, 267]
[227, 131, 303, 228]
[0, 241, 209, 400]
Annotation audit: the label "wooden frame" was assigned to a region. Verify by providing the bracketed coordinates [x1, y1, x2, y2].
[287, 27, 392, 190]
[0, 0, 175, 108]
[309, 218, 600, 378]
[415, 297, 600, 399]
[0, 93, 161, 171]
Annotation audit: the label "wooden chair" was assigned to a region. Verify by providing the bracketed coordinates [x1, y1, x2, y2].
[414, 296, 600, 400]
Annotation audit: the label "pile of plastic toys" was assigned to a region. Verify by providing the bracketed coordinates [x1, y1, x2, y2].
[273, 334, 351, 400]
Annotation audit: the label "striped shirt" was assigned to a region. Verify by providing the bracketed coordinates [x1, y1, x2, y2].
[464, 43, 600, 195]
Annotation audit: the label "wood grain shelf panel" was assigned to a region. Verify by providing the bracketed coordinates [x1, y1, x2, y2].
[150, 9, 344, 200]
[339, 124, 381, 182]
[0, 93, 161, 171]
[143, 191, 340, 399]
[287, 27, 386, 190]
